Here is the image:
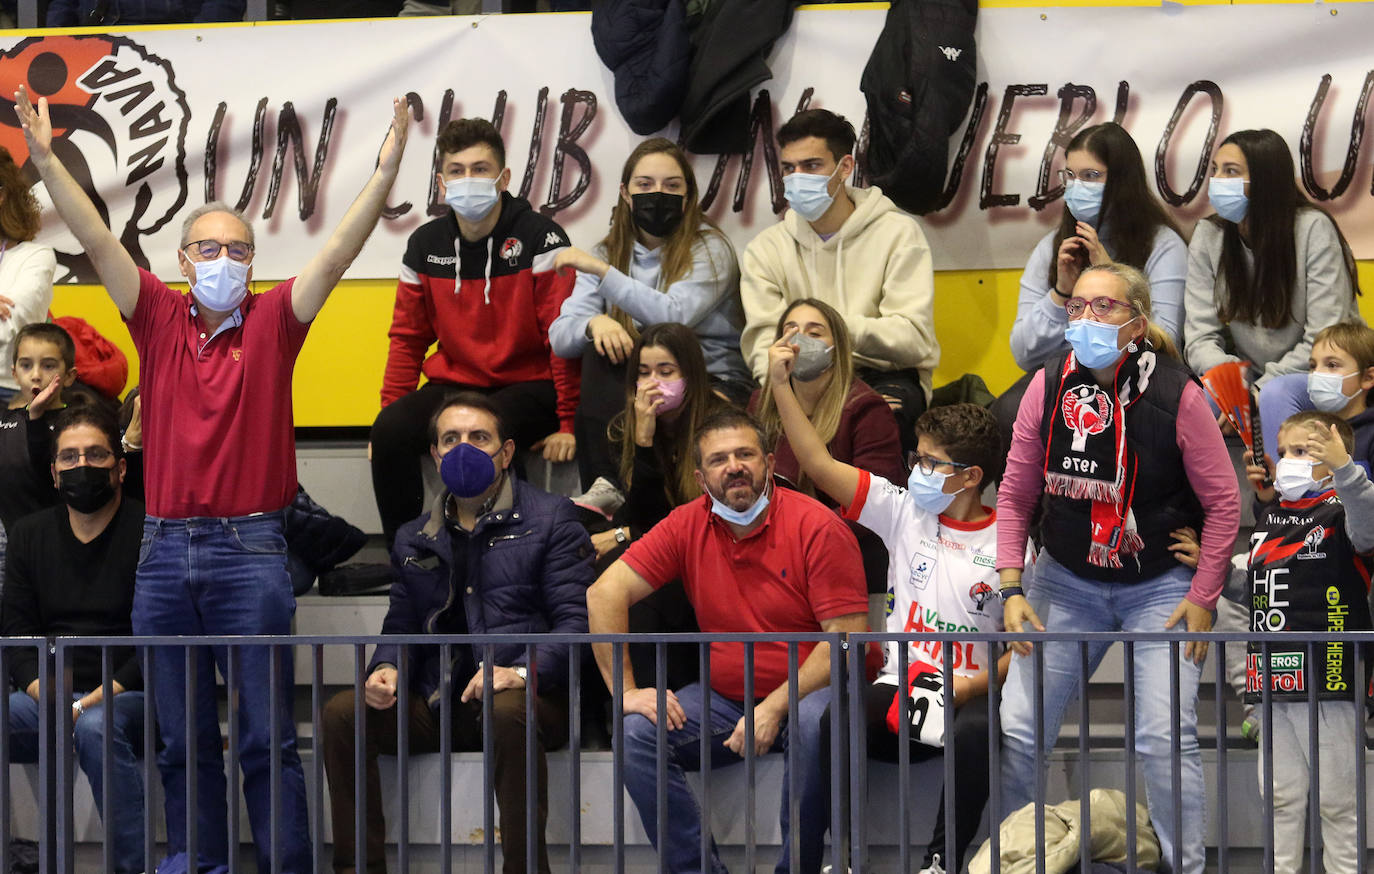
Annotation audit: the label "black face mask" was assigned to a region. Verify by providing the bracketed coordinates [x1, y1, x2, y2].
[630, 192, 685, 238]
[58, 465, 117, 514]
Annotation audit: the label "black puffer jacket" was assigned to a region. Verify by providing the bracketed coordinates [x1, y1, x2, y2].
[592, 0, 692, 135]
[370, 477, 593, 704]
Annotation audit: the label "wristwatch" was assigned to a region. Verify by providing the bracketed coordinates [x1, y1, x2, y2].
[614, 527, 629, 544]
[513, 666, 528, 682]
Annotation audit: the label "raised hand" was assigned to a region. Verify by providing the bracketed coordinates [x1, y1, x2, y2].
[13, 85, 52, 163]
[376, 97, 411, 174]
[767, 330, 799, 387]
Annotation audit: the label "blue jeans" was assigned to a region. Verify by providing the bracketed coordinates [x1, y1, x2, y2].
[132, 513, 310, 874]
[621, 682, 832, 874]
[999, 554, 1205, 874]
[8, 690, 146, 874]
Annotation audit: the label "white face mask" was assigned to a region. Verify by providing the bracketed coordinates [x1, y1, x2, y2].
[445, 177, 501, 223]
[192, 256, 250, 313]
[1307, 370, 1362, 413]
[1273, 457, 1331, 502]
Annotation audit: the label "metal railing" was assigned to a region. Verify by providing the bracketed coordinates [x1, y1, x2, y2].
[3, 629, 1372, 873]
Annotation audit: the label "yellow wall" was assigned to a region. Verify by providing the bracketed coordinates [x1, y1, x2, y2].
[50, 263, 1374, 427]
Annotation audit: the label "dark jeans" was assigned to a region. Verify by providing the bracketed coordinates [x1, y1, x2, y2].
[573, 348, 627, 492]
[820, 682, 991, 874]
[322, 686, 569, 874]
[856, 366, 927, 454]
[370, 380, 558, 544]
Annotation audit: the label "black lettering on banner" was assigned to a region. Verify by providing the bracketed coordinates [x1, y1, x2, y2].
[929, 81, 989, 213]
[980, 84, 1047, 209]
[382, 92, 424, 220]
[77, 58, 137, 91]
[263, 98, 338, 221]
[1153, 80, 1222, 207]
[541, 88, 596, 216]
[423, 89, 458, 217]
[1029, 83, 1096, 210]
[125, 137, 167, 187]
[1112, 80, 1129, 125]
[700, 89, 786, 215]
[517, 86, 550, 201]
[204, 98, 268, 210]
[105, 81, 155, 116]
[1300, 71, 1374, 201]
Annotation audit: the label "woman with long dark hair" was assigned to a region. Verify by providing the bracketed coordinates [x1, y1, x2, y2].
[550, 138, 749, 515]
[1009, 122, 1186, 372]
[1184, 129, 1360, 391]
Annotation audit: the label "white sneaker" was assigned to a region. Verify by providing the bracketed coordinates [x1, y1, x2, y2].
[820, 866, 851, 874]
[572, 476, 626, 520]
[919, 853, 946, 874]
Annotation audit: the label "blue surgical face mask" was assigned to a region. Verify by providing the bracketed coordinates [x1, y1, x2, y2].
[710, 481, 771, 526]
[906, 466, 963, 515]
[1307, 370, 1361, 413]
[445, 177, 501, 223]
[1062, 179, 1105, 225]
[192, 256, 250, 313]
[439, 441, 501, 499]
[783, 163, 842, 223]
[1064, 318, 1129, 369]
[1208, 177, 1249, 224]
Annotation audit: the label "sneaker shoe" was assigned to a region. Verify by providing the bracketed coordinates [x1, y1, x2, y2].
[572, 476, 626, 520]
[820, 867, 851, 874]
[919, 853, 946, 874]
[1240, 710, 1261, 747]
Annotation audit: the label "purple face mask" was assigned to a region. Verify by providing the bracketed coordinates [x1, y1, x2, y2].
[654, 378, 687, 414]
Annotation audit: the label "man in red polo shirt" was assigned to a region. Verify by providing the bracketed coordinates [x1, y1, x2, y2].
[15, 86, 411, 874]
[588, 408, 868, 874]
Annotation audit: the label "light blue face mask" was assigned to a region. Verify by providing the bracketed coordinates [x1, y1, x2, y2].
[445, 177, 501, 223]
[906, 466, 962, 515]
[1208, 176, 1249, 224]
[710, 482, 771, 526]
[783, 164, 842, 223]
[1307, 370, 1361, 413]
[1062, 179, 1104, 225]
[192, 256, 250, 313]
[1064, 318, 1128, 369]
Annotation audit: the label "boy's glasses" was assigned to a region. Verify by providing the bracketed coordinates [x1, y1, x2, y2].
[907, 452, 971, 476]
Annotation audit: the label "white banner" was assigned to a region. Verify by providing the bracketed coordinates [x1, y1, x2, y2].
[1, 4, 1372, 282]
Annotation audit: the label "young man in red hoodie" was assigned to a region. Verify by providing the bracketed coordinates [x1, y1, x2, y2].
[371, 118, 579, 545]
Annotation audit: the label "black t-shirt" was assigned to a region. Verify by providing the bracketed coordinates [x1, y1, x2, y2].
[1, 496, 144, 692]
[0, 407, 61, 532]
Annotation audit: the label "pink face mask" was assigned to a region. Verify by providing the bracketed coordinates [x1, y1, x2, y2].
[654, 377, 687, 413]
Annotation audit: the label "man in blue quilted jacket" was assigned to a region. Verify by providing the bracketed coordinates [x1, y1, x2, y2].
[322, 391, 593, 874]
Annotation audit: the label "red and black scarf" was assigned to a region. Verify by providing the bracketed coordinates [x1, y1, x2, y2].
[1044, 347, 1158, 568]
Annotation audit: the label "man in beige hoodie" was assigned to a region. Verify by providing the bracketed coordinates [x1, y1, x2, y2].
[740, 109, 939, 449]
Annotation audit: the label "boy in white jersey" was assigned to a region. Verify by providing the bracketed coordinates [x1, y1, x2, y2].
[768, 332, 1033, 874]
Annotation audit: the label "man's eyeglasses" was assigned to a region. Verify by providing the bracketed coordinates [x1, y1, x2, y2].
[1065, 296, 1138, 319]
[55, 447, 115, 466]
[907, 452, 971, 476]
[183, 239, 254, 263]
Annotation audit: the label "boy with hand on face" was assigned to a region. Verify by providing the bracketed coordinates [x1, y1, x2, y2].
[767, 330, 1030, 874]
[1, 323, 77, 538]
[1244, 411, 1374, 874]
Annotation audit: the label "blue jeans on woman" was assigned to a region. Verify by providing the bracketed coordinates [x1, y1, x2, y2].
[999, 554, 1205, 874]
[132, 512, 310, 874]
[8, 690, 146, 874]
[621, 681, 832, 874]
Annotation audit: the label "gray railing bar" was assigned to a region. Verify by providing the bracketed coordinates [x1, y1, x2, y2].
[440, 643, 453, 874]
[1356, 644, 1367, 874]
[743, 641, 756, 874]
[185, 646, 198, 872]
[568, 644, 582, 873]
[1261, 641, 1274, 874]
[353, 644, 367, 873]
[611, 641, 625, 874]
[398, 646, 412, 874]
[1123, 642, 1137, 874]
[0, 648, 9, 874]
[1215, 640, 1228, 874]
[942, 640, 955, 872]
[142, 647, 155, 874]
[1169, 641, 1182, 874]
[988, 634, 1001, 874]
[787, 641, 800, 874]
[227, 645, 240, 873]
[897, 640, 910, 874]
[828, 636, 845, 874]
[847, 634, 866, 874]
[524, 642, 536, 874]
[1078, 641, 1090, 874]
[56, 639, 72, 874]
[655, 642, 667, 874]
[100, 646, 113, 874]
[1307, 639, 1320, 874]
[38, 641, 52, 874]
[269, 642, 283, 874]
[481, 645, 495, 873]
[1033, 641, 1045, 874]
[699, 641, 712, 874]
[311, 645, 325, 874]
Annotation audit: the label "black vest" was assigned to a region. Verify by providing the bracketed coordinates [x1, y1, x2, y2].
[1246, 493, 1373, 704]
[1037, 352, 1205, 583]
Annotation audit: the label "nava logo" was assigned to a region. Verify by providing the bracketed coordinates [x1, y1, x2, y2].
[0, 35, 190, 281]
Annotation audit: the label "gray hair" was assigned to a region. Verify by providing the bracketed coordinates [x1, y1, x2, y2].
[179, 201, 255, 248]
[1080, 262, 1152, 318]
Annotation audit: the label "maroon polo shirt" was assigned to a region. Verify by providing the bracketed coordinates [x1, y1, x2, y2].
[621, 487, 867, 701]
[125, 268, 309, 518]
